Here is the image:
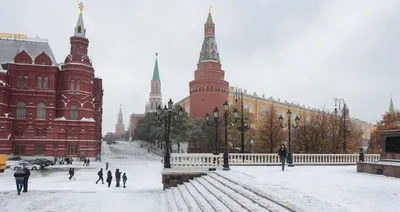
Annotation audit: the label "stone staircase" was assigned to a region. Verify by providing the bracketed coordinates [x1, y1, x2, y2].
[165, 172, 296, 212]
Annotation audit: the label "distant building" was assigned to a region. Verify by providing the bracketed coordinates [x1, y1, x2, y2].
[0, 5, 103, 157]
[115, 105, 125, 138]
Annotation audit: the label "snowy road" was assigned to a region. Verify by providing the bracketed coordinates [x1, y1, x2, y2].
[0, 141, 166, 212]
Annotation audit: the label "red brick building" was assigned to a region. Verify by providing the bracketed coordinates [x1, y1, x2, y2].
[0, 9, 103, 157]
[189, 11, 229, 118]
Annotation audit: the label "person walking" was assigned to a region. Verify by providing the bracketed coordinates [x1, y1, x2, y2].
[83, 158, 87, 166]
[96, 168, 104, 184]
[115, 169, 122, 187]
[13, 167, 25, 195]
[68, 168, 75, 180]
[87, 158, 90, 166]
[122, 173, 127, 188]
[106, 170, 112, 188]
[22, 165, 31, 192]
[278, 144, 287, 171]
[105, 162, 109, 170]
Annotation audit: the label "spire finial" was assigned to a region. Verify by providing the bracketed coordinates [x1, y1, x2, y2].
[155, 52, 158, 57]
[209, 6, 212, 12]
[79, 2, 84, 14]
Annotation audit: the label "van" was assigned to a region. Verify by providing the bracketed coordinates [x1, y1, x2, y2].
[0, 154, 6, 173]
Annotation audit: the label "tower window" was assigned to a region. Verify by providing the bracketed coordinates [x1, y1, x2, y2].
[78, 26, 81, 33]
[16, 102, 26, 120]
[37, 77, 42, 89]
[36, 103, 46, 120]
[17, 76, 22, 89]
[70, 105, 78, 120]
[76, 80, 80, 93]
[24, 76, 29, 89]
[71, 80, 75, 91]
[44, 77, 48, 90]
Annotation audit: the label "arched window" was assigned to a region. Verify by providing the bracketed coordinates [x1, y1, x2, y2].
[71, 80, 75, 91]
[16, 102, 26, 120]
[36, 103, 46, 120]
[70, 105, 78, 120]
[44, 77, 48, 90]
[248, 104, 253, 113]
[78, 26, 81, 33]
[76, 80, 80, 93]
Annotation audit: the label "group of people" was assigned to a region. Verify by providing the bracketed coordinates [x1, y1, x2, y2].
[13, 166, 31, 195]
[96, 166, 128, 188]
[83, 158, 91, 166]
[54, 157, 74, 165]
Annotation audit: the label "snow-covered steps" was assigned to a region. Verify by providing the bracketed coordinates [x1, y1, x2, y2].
[165, 189, 179, 212]
[210, 172, 296, 212]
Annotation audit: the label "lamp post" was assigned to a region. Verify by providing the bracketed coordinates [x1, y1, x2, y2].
[205, 107, 220, 155]
[155, 99, 184, 169]
[279, 109, 300, 167]
[223, 101, 230, 170]
[234, 88, 246, 153]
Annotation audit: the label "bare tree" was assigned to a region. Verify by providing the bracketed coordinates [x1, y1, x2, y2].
[254, 105, 284, 153]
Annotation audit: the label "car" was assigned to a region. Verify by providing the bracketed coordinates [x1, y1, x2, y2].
[10, 161, 40, 170]
[33, 158, 54, 166]
[7, 156, 22, 161]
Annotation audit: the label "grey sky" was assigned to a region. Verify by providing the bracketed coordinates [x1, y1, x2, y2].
[1, 0, 399, 134]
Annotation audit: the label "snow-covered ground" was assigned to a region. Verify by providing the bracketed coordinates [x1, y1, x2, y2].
[1, 141, 399, 212]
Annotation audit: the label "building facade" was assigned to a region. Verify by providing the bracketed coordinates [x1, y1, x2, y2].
[188, 10, 229, 118]
[0, 7, 103, 157]
[177, 86, 374, 140]
[115, 105, 125, 138]
[129, 55, 163, 139]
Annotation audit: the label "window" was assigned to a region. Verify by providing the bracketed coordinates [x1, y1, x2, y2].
[78, 26, 81, 33]
[17, 76, 22, 89]
[68, 129, 73, 137]
[36, 103, 46, 120]
[76, 80, 80, 93]
[74, 129, 78, 138]
[44, 77, 48, 90]
[70, 105, 78, 120]
[42, 128, 46, 136]
[248, 104, 253, 113]
[37, 77, 42, 89]
[14, 144, 25, 155]
[22, 128, 26, 137]
[34, 145, 45, 155]
[67, 144, 78, 155]
[71, 80, 75, 91]
[34, 128, 39, 136]
[24, 76, 28, 89]
[16, 102, 26, 120]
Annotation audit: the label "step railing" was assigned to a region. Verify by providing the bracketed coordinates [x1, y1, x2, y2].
[170, 153, 380, 167]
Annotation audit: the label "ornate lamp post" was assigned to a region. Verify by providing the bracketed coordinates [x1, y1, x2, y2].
[233, 88, 246, 153]
[205, 107, 220, 155]
[155, 99, 184, 168]
[223, 101, 230, 170]
[279, 109, 300, 167]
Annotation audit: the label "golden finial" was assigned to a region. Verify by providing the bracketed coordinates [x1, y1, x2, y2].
[209, 6, 212, 12]
[78, 2, 84, 14]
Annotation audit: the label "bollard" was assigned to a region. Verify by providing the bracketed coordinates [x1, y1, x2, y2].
[359, 148, 365, 162]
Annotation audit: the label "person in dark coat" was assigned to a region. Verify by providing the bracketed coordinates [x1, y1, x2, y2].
[14, 167, 26, 195]
[68, 168, 75, 180]
[87, 158, 90, 166]
[96, 168, 104, 184]
[278, 144, 287, 171]
[106, 170, 112, 188]
[105, 162, 109, 170]
[83, 158, 87, 166]
[22, 165, 31, 192]
[122, 173, 127, 188]
[115, 169, 122, 187]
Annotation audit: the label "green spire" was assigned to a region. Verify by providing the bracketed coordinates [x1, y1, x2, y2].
[152, 53, 160, 81]
[389, 95, 394, 113]
[206, 11, 214, 24]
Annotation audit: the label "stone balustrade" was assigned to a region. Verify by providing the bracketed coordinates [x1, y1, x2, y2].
[170, 153, 380, 168]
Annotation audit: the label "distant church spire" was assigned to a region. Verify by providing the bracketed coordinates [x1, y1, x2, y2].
[199, 7, 220, 63]
[74, 2, 86, 38]
[152, 53, 160, 81]
[389, 94, 395, 113]
[145, 54, 163, 113]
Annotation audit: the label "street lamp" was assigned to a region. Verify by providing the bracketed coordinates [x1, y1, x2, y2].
[279, 109, 300, 167]
[223, 101, 230, 170]
[155, 99, 184, 168]
[205, 107, 220, 155]
[234, 88, 246, 153]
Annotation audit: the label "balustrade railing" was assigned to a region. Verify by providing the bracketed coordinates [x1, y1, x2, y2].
[169, 153, 380, 168]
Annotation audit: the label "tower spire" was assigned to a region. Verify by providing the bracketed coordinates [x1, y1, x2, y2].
[389, 94, 395, 113]
[199, 7, 220, 63]
[74, 2, 86, 38]
[152, 53, 160, 81]
[119, 104, 122, 114]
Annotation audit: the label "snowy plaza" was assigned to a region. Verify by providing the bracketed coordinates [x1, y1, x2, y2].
[0, 141, 399, 212]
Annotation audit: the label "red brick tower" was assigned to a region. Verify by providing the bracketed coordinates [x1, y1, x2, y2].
[189, 9, 229, 118]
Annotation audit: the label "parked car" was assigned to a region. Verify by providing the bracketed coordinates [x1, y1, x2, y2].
[35, 158, 55, 166]
[10, 161, 40, 170]
[7, 156, 22, 161]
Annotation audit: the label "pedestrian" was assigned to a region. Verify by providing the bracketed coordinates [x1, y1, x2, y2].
[13, 167, 25, 195]
[122, 173, 127, 188]
[83, 158, 87, 166]
[70, 157, 73, 165]
[115, 168, 122, 187]
[278, 144, 287, 171]
[54, 157, 57, 165]
[22, 165, 31, 192]
[87, 158, 90, 166]
[96, 168, 104, 184]
[105, 162, 109, 170]
[106, 170, 112, 188]
[66, 157, 70, 165]
[68, 168, 75, 180]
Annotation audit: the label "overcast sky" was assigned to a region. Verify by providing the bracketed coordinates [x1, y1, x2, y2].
[1, 0, 399, 134]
